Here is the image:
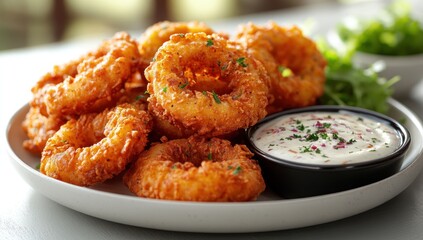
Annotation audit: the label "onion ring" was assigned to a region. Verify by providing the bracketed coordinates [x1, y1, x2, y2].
[234, 22, 326, 114]
[123, 137, 265, 202]
[22, 106, 65, 154]
[145, 32, 269, 137]
[33, 32, 141, 117]
[40, 103, 152, 186]
[138, 21, 215, 71]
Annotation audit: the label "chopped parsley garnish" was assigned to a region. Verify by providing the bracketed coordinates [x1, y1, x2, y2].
[35, 163, 41, 170]
[162, 86, 168, 93]
[207, 152, 212, 160]
[296, 124, 305, 131]
[232, 166, 242, 175]
[236, 57, 248, 67]
[306, 133, 319, 141]
[300, 146, 313, 153]
[212, 91, 221, 104]
[320, 133, 329, 139]
[135, 94, 147, 101]
[323, 123, 331, 128]
[206, 39, 214, 47]
[179, 82, 189, 89]
[202, 91, 208, 96]
[293, 134, 302, 139]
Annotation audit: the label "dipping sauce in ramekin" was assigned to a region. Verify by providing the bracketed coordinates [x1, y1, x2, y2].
[246, 105, 410, 198]
[252, 112, 401, 166]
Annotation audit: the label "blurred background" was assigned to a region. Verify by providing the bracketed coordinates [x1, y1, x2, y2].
[0, 0, 351, 51]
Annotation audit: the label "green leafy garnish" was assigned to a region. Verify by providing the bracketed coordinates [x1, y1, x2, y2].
[162, 86, 168, 93]
[206, 39, 214, 47]
[296, 124, 305, 131]
[318, 40, 398, 113]
[300, 146, 312, 153]
[135, 94, 148, 101]
[232, 166, 242, 175]
[337, 0, 423, 55]
[179, 82, 189, 89]
[212, 91, 221, 104]
[236, 57, 248, 67]
[306, 133, 319, 142]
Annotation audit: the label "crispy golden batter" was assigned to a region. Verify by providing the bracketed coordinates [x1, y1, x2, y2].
[149, 111, 195, 140]
[31, 59, 83, 114]
[123, 137, 265, 202]
[22, 106, 66, 154]
[33, 32, 141, 118]
[40, 103, 152, 186]
[138, 21, 216, 71]
[234, 22, 326, 114]
[145, 32, 269, 137]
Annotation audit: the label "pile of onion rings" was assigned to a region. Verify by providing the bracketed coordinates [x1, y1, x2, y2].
[22, 20, 326, 202]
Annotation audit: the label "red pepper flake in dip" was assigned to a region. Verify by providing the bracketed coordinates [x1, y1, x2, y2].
[251, 112, 401, 165]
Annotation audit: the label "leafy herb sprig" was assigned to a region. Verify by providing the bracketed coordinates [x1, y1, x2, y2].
[318, 41, 398, 114]
[338, 0, 423, 56]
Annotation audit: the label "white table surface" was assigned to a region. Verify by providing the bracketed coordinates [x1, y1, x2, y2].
[1, 1, 423, 239]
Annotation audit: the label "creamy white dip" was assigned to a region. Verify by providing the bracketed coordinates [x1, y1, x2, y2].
[252, 112, 401, 165]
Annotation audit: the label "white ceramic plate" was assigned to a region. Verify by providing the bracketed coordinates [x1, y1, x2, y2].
[6, 99, 423, 233]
